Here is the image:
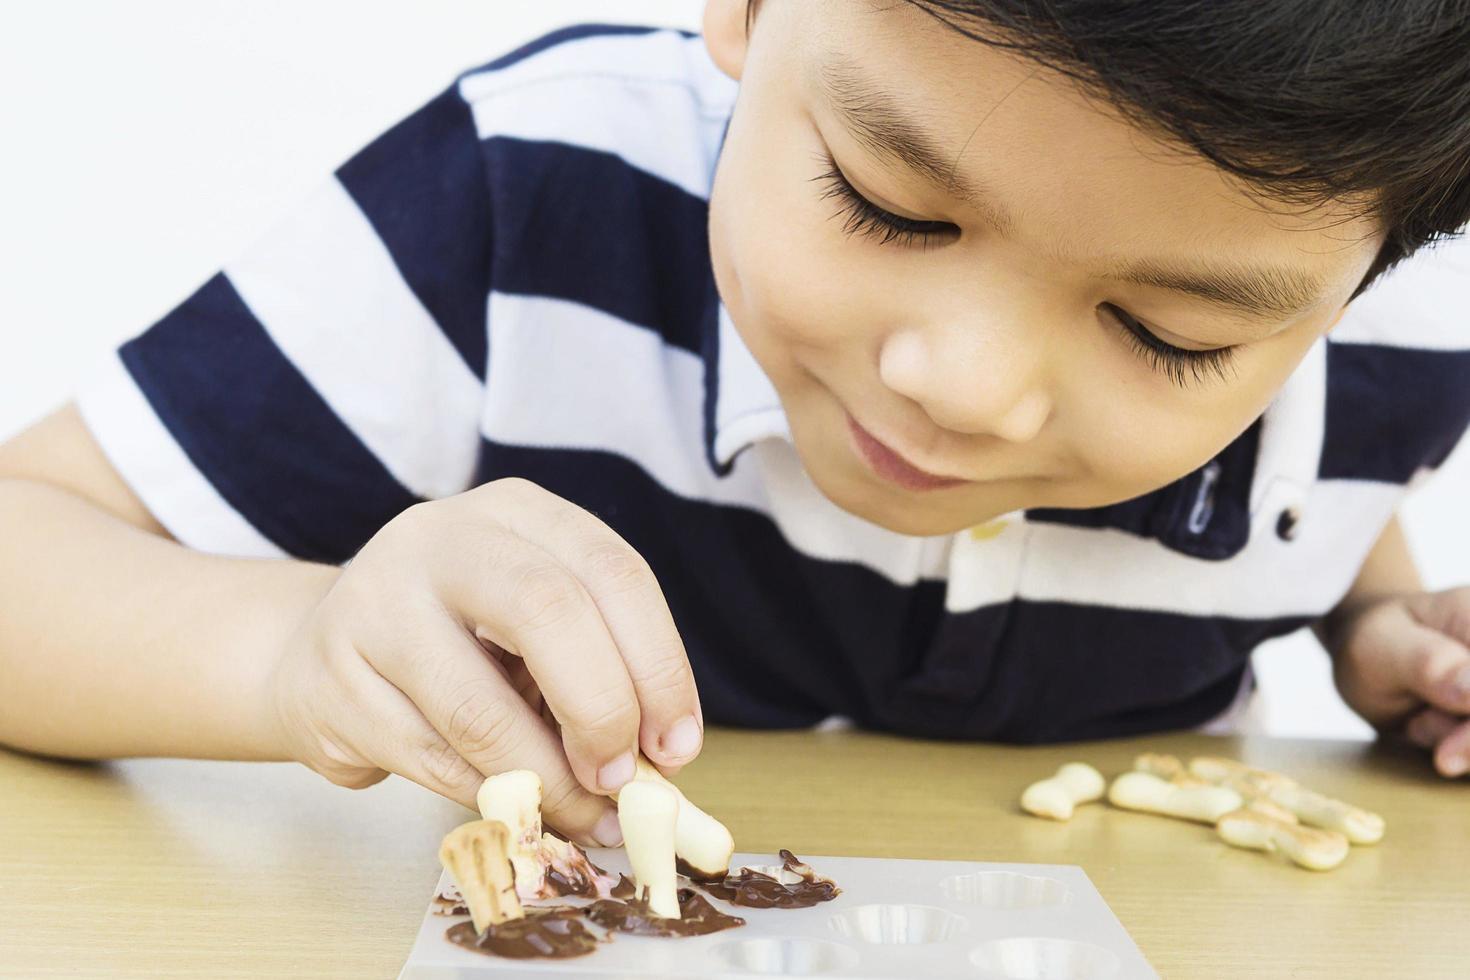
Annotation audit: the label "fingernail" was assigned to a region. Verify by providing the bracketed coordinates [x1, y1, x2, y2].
[1441, 754, 1469, 778]
[592, 810, 623, 847]
[597, 751, 635, 792]
[661, 715, 703, 761]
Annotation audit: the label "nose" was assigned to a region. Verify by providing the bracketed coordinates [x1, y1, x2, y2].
[877, 323, 1052, 444]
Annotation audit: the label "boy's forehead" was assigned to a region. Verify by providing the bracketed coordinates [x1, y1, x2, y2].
[786, 0, 1383, 319]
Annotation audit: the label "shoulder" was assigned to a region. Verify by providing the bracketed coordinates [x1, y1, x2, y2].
[459, 23, 735, 113]
[448, 23, 736, 203]
[1323, 235, 1470, 483]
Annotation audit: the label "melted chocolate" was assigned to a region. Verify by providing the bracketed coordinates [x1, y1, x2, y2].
[675, 856, 727, 884]
[584, 888, 745, 937]
[446, 907, 599, 959]
[545, 863, 604, 898]
[694, 850, 841, 909]
[610, 874, 637, 899]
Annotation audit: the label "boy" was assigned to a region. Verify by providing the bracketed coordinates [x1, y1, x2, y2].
[1, 1, 1467, 851]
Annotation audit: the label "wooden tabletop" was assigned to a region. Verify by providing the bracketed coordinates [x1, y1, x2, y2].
[1, 729, 1465, 978]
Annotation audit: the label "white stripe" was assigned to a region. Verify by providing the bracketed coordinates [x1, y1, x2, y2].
[460, 32, 735, 201]
[1335, 233, 1470, 351]
[1006, 479, 1404, 619]
[481, 294, 1408, 614]
[1250, 337, 1325, 514]
[76, 352, 286, 559]
[224, 178, 484, 501]
[480, 293, 952, 585]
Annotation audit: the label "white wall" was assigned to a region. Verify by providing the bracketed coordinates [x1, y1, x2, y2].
[2, 2, 1465, 740]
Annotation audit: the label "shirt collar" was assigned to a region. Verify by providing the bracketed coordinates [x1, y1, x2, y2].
[703, 299, 790, 472]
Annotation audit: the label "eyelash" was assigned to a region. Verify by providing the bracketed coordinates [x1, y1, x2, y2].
[1102, 304, 1238, 387]
[812, 154, 954, 248]
[812, 153, 1237, 389]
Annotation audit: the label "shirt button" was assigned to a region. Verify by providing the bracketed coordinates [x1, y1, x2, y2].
[969, 519, 1009, 541]
[1276, 507, 1301, 541]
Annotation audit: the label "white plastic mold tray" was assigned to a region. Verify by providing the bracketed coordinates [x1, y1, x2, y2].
[399, 851, 1157, 979]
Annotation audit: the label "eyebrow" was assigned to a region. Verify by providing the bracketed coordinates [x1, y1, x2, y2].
[1105, 260, 1327, 323]
[817, 59, 1326, 323]
[818, 59, 1006, 230]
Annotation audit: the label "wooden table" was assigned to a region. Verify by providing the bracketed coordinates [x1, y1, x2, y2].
[1, 730, 1465, 978]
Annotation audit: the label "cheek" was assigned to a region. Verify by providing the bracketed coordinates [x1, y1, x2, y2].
[709, 101, 891, 365]
[1064, 339, 1313, 501]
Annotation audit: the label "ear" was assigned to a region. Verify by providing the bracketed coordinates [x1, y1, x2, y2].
[704, 0, 752, 81]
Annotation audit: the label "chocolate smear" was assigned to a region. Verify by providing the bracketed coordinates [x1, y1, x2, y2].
[585, 888, 745, 937]
[545, 861, 607, 898]
[675, 856, 727, 884]
[446, 907, 599, 959]
[693, 850, 840, 909]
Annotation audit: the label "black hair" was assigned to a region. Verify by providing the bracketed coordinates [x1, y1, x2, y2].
[749, 1, 1470, 293]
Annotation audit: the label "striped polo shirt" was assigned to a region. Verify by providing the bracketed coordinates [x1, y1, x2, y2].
[79, 24, 1470, 742]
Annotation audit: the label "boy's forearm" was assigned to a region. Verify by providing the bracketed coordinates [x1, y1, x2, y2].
[0, 478, 339, 761]
[1316, 514, 1423, 654]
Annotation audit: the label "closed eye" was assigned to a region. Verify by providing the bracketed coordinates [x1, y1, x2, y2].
[1100, 303, 1238, 387]
[811, 152, 955, 248]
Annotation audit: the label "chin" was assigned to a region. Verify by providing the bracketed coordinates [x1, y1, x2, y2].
[809, 468, 1013, 537]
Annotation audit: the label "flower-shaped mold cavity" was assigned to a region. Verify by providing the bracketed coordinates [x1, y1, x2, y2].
[969, 937, 1120, 979]
[709, 938, 861, 976]
[941, 872, 1072, 910]
[828, 903, 967, 945]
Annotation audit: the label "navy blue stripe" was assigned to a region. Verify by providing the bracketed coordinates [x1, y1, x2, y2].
[120, 274, 421, 564]
[469, 23, 696, 76]
[338, 86, 492, 380]
[474, 440, 1310, 742]
[1028, 420, 1261, 561]
[484, 137, 713, 355]
[1321, 342, 1470, 483]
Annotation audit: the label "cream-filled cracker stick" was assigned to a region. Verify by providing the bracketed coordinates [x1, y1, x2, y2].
[1188, 757, 1384, 844]
[476, 770, 543, 886]
[1263, 783, 1385, 845]
[1020, 763, 1106, 820]
[1107, 771, 1242, 824]
[439, 820, 524, 933]
[1217, 808, 1350, 871]
[617, 779, 681, 919]
[476, 769, 621, 900]
[616, 755, 735, 878]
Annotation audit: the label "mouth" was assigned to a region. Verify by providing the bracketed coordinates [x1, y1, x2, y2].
[845, 414, 971, 492]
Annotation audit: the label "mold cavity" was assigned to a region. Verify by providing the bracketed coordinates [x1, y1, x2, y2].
[709, 938, 861, 976]
[940, 872, 1071, 910]
[828, 903, 966, 945]
[969, 937, 1120, 979]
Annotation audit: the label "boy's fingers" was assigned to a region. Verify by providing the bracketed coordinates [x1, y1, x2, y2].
[1399, 622, 1470, 714]
[491, 484, 703, 768]
[363, 621, 620, 845]
[442, 543, 644, 796]
[1432, 719, 1470, 779]
[1404, 706, 1460, 749]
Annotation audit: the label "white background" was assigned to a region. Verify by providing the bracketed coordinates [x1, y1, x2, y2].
[2, 1, 1466, 740]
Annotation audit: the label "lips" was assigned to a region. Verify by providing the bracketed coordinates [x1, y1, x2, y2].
[846, 414, 970, 492]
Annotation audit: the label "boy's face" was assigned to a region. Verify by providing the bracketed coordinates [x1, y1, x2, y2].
[703, 0, 1384, 536]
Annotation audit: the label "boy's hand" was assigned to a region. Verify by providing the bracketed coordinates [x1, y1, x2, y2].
[1329, 586, 1470, 778]
[264, 478, 703, 845]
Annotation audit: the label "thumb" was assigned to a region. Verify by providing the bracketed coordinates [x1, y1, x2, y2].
[1398, 621, 1470, 715]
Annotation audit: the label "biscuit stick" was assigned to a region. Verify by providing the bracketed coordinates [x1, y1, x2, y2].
[1020, 763, 1106, 820]
[1217, 808, 1350, 871]
[439, 819, 524, 934]
[1107, 771, 1243, 824]
[617, 780, 681, 919]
